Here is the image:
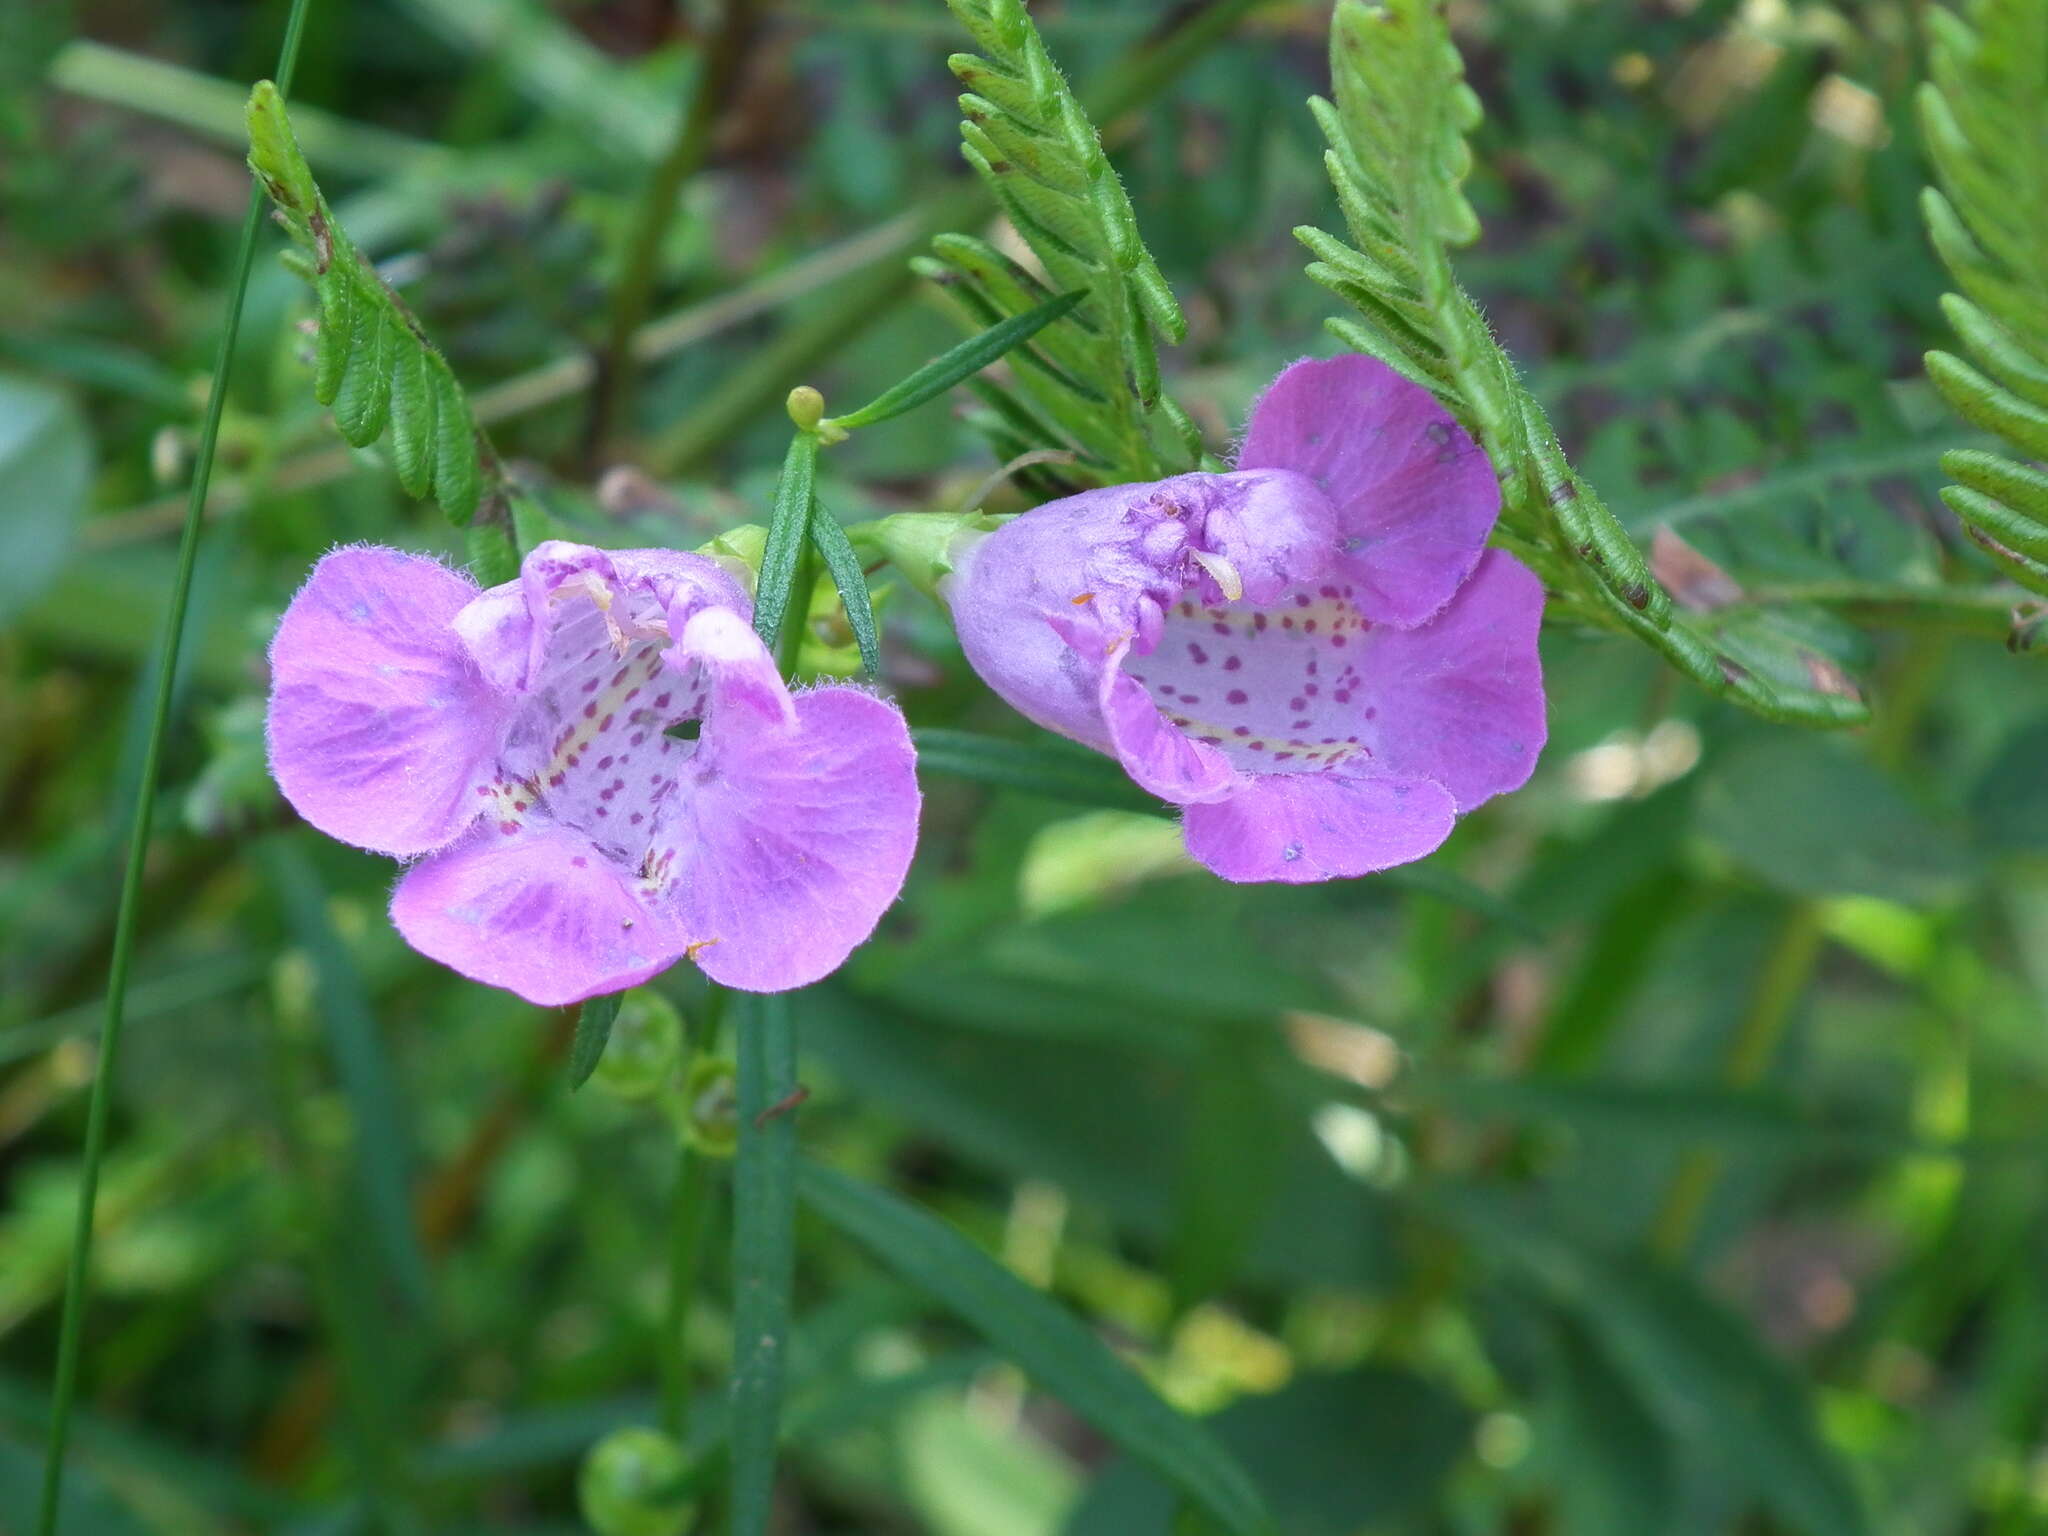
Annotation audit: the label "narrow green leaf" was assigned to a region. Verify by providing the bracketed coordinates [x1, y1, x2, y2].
[828, 290, 1083, 431]
[808, 502, 881, 676]
[568, 994, 622, 1091]
[1438, 1191, 1867, 1536]
[799, 1159, 1273, 1536]
[730, 995, 800, 1536]
[465, 519, 519, 589]
[257, 836, 433, 1315]
[752, 432, 819, 652]
[912, 727, 1163, 812]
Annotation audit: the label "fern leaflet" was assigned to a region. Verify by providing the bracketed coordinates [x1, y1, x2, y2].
[1300, 0, 1867, 726]
[924, 0, 1199, 486]
[247, 81, 512, 575]
[1919, 0, 2048, 596]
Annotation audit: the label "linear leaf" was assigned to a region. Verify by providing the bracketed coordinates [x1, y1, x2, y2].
[828, 289, 1083, 430]
[729, 994, 799, 1536]
[798, 1160, 1273, 1536]
[808, 502, 880, 677]
[568, 994, 622, 1091]
[913, 727, 1164, 812]
[752, 431, 819, 652]
[1437, 1191, 1867, 1536]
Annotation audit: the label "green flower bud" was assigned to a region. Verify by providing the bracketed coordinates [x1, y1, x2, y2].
[785, 385, 827, 432]
[577, 1426, 696, 1536]
[675, 1055, 739, 1159]
[695, 523, 767, 596]
[590, 990, 683, 1103]
[863, 510, 1010, 600]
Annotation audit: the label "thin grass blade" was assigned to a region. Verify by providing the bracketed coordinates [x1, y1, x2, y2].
[729, 993, 799, 1535]
[826, 290, 1084, 430]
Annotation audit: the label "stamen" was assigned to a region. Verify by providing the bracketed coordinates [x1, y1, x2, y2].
[1191, 550, 1243, 602]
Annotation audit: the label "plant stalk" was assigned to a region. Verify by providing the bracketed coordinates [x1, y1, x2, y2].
[35, 3, 318, 1525]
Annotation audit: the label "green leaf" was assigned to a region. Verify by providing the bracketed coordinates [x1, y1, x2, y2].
[1918, 0, 2048, 594]
[1296, 0, 1868, 727]
[913, 728, 1165, 813]
[929, 0, 1193, 481]
[1165, 1034, 1284, 1311]
[1438, 1191, 1868, 1536]
[1695, 734, 1977, 905]
[752, 432, 819, 653]
[729, 994, 799, 1536]
[1538, 1312, 1676, 1536]
[244, 81, 500, 533]
[827, 290, 1084, 431]
[1067, 1369, 1470, 1536]
[808, 503, 881, 677]
[0, 373, 90, 626]
[568, 993, 622, 1091]
[798, 1159, 1274, 1536]
[257, 836, 433, 1316]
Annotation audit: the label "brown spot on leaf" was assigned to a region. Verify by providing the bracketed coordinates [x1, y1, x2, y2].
[1651, 527, 1742, 612]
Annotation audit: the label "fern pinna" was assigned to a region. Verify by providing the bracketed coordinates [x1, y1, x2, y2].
[246, 82, 517, 581]
[1297, 0, 1868, 725]
[1920, 0, 2048, 599]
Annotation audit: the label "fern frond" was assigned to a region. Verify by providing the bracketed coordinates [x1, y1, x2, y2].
[246, 82, 500, 543]
[1919, 0, 2048, 595]
[929, 0, 1195, 483]
[1297, 0, 1867, 727]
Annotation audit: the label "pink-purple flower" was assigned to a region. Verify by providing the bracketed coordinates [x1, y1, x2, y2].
[266, 540, 920, 1004]
[948, 355, 1546, 883]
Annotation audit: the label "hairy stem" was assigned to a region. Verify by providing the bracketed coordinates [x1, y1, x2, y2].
[34, 5, 319, 1526]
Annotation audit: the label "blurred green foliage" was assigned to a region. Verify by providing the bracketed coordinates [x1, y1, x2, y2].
[4, 0, 2048, 1533]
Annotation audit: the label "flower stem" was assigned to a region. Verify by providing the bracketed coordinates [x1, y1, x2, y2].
[34, 3, 318, 1527]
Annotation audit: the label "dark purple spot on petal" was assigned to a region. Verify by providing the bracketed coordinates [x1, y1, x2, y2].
[1227, 689, 1248, 705]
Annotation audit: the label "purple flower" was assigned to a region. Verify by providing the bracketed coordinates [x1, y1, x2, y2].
[267, 540, 920, 1003]
[949, 355, 1546, 883]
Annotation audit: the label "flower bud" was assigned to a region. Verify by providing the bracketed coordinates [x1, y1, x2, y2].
[695, 523, 766, 595]
[866, 510, 1009, 600]
[590, 989, 683, 1102]
[785, 385, 826, 433]
[577, 1426, 696, 1536]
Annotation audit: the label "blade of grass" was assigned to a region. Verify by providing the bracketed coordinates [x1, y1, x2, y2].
[35, 0, 318, 1526]
[728, 992, 799, 1536]
[797, 1160, 1274, 1536]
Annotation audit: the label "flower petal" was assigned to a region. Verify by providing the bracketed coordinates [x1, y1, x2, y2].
[1238, 355, 1499, 627]
[390, 824, 683, 1007]
[1101, 642, 1237, 804]
[1354, 550, 1547, 809]
[667, 603, 796, 728]
[267, 546, 505, 857]
[1181, 771, 1456, 884]
[652, 686, 919, 992]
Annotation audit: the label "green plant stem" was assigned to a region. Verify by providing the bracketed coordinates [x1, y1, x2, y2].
[590, 0, 755, 456]
[1649, 901, 1828, 1261]
[35, 7, 317, 1527]
[774, 537, 816, 680]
